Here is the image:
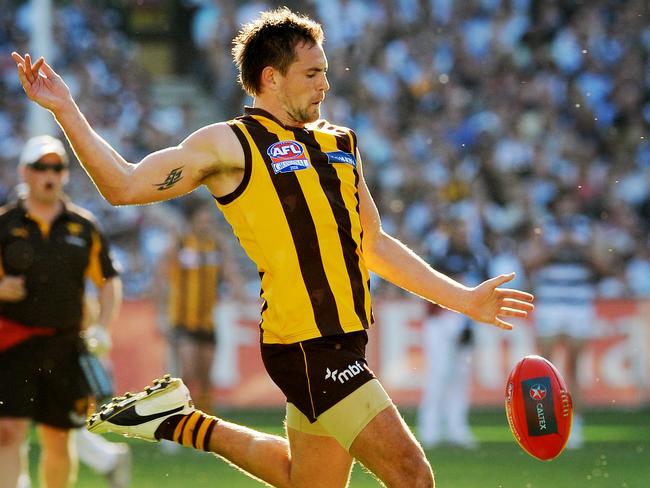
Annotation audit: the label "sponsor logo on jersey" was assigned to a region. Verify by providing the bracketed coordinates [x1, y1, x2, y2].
[325, 151, 356, 167]
[267, 141, 309, 174]
[325, 360, 366, 384]
[522, 376, 558, 436]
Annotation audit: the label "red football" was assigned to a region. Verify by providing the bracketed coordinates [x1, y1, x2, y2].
[505, 355, 573, 461]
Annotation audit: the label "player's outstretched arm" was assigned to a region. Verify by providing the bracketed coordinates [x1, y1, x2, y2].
[12, 52, 234, 206]
[357, 151, 534, 330]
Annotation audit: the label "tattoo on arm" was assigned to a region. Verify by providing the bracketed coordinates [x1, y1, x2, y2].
[154, 167, 184, 190]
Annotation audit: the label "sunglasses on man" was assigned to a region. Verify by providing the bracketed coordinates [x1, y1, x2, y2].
[27, 161, 68, 173]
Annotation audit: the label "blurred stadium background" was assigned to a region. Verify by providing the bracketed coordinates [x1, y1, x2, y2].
[2, 0, 649, 486]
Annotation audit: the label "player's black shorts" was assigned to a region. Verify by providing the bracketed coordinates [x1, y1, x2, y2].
[173, 324, 216, 344]
[0, 332, 91, 428]
[261, 330, 375, 422]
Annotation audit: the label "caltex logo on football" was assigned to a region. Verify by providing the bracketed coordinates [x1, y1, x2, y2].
[529, 384, 547, 400]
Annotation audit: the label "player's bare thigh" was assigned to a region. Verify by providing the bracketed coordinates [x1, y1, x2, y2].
[283, 377, 432, 486]
[286, 427, 354, 488]
[350, 404, 434, 488]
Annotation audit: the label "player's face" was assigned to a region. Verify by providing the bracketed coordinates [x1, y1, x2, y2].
[191, 207, 215, 235]
[21, 153, 68, 204]
[276, 42, 330, 125]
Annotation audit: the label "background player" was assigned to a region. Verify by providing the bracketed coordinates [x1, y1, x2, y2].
[157, 199, 243, 413]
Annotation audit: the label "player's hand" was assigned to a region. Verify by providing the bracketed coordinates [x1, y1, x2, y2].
[11, 52, 72, 113]
[83, 324, 113, 356]
[464, 273, 534, 330]
[0, 276, 26, 302]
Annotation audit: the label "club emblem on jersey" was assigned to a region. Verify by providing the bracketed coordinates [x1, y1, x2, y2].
[267, 141, 310, 174]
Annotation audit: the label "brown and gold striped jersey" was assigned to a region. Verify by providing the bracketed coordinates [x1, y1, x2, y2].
[215, 107, 373, 344]
[168, 233, 221, 332]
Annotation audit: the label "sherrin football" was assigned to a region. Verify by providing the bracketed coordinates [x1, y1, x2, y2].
[505, 355, 573, 461]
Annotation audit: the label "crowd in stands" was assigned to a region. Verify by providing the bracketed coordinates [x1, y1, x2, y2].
[2, 0, 649, 299]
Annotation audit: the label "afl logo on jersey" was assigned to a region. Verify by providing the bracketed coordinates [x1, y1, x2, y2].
[267, 141, 310, 174]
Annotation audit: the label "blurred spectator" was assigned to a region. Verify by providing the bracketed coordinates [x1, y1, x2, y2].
[626, 239, 650, 297]
[417, 217, 489, 449]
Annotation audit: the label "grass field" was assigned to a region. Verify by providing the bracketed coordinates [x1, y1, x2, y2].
[27, 408, 650, 487]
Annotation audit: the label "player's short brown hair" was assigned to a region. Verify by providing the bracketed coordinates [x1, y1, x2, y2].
[232, 7, 324, 96]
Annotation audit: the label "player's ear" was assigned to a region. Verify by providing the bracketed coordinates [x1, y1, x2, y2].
[260, 66, 277, 92]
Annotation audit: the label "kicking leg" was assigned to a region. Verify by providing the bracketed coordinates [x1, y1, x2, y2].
[350, 405, 434, 488]
[88, 376, 353, 487]
[203, 421, 353, 488]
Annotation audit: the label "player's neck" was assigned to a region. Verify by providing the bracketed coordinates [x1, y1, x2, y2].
[24, 196, 63, 223]
[252, 99, 306, 129]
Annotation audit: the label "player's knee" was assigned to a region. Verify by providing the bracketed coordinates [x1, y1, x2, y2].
[382, 443, 433, 487]
[0, 422, 27, 448]
[402, 452, 434, 488]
